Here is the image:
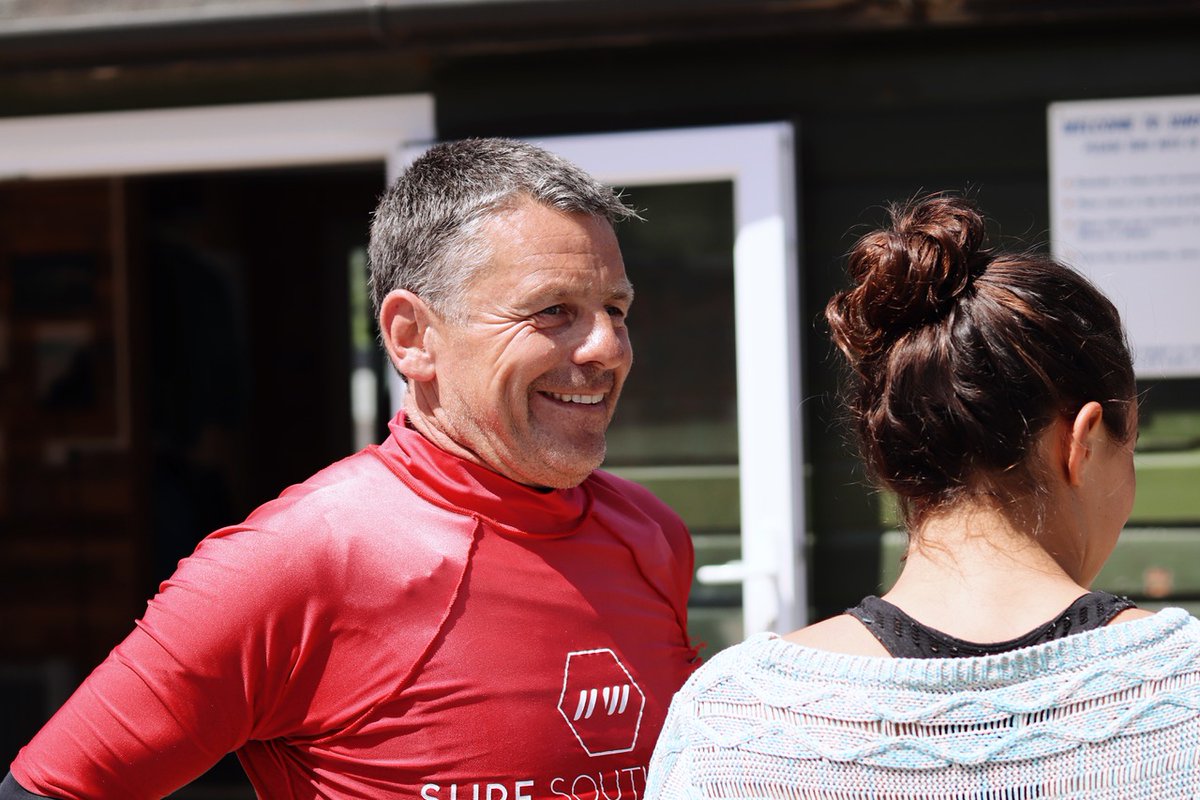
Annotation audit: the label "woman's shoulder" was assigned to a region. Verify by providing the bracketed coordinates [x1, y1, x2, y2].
[782, 614, 889, 656]
[1111, 606, 1157, 624]
[689, 607, 1200, 686]
[780, 602, 1183, 658]
[679, 622, 890, 697]
[669, 632, 826, 708]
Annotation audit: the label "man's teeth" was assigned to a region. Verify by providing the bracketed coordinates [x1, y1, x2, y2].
[547, 392, 604, 405]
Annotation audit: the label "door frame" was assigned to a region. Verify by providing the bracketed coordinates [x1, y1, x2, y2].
[531, 124, 807, 634]
[0, 95, 435, 180]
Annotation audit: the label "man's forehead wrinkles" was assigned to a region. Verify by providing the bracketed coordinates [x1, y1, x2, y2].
[509, 260, 627, 284]
[512, 248, 614, 266]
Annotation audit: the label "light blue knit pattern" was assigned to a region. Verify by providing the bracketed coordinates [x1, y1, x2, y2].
[647, 608, 1200, 799]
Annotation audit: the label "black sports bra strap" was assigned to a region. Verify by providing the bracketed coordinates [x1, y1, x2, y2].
[846, 591, 1136, 659]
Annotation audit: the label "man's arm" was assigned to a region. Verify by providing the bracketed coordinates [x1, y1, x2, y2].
[1, 772, 54, 799]
[8, 526, 301, 799]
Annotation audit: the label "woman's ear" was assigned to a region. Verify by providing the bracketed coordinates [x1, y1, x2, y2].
[379, 290, 437, 383]
[1065, 401, 1105, 487]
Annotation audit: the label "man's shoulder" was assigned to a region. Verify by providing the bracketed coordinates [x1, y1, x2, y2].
[272, 446, 401, 506]
[245, 446, 450, 530]
[586, 467, 668, 504]
[587, 469, 685, 525]
[204, 447, 475, 575]
[176, 447, 476, 615]
[584, 469, 693, 574]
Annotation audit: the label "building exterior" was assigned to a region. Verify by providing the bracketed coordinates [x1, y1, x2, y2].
[2, 2, 1200, 795]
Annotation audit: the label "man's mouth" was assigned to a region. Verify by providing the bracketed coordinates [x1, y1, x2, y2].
[544, 391, 605, 405]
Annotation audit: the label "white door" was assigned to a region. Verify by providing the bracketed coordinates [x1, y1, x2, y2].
[530, 125, 806, 648]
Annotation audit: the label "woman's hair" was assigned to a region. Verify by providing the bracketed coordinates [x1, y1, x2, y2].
[825, 193, 1135, 529]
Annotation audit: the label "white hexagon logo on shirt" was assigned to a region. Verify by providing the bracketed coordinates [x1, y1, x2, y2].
[557, 648, 645, 757]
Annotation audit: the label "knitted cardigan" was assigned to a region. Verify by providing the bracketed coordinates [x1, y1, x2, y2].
[646, 608, 1200, 799]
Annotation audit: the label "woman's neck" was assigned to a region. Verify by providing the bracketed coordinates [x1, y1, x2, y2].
[883, 504, 1090, 643]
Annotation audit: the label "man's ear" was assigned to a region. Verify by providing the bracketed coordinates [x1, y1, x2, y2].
[379, 290, 437, 383]
[1065, 401, 1105, 487]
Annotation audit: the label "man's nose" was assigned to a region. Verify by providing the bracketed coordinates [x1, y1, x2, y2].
[573, 311, 629, 369]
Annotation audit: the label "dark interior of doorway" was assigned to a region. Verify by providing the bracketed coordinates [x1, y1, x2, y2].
[134, 165, 385, 797]
[134, 166, 385, 582]
[0, 165, 386, 795]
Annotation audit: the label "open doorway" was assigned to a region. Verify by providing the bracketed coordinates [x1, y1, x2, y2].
[0, 165, 385, 798]
[131, 166, 386, 588]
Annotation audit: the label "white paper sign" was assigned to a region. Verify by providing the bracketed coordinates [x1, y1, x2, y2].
[1049, 94, 1200, 377]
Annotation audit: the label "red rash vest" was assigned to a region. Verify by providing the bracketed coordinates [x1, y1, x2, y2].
[12, 414, 698, 799]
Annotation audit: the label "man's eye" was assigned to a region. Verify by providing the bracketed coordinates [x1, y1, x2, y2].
[606, 305, 627, 319]
[536, 305, 564, 318]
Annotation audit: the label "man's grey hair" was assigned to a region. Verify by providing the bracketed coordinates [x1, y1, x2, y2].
[368, 137, 639, 323]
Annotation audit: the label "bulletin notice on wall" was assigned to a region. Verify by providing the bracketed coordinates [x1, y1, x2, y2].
[1049, 94, 1200, 378]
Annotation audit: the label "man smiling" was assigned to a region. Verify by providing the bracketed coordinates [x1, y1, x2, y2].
[5, 139, 699, 799]
[383, 195, 635, 489]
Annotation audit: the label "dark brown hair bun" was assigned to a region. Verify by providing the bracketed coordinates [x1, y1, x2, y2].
[829, 195, 990, 364]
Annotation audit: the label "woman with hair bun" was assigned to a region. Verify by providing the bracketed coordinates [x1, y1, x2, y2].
[646, 194, 1200, 799]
